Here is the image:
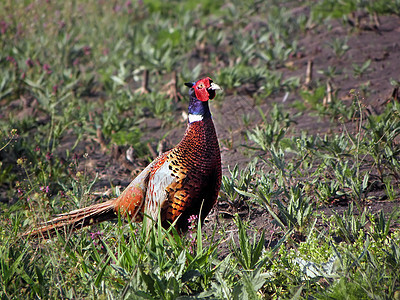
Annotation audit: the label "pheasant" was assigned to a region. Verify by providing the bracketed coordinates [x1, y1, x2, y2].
[24, 77, 222, 238]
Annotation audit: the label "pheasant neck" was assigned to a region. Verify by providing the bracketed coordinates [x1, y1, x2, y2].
[188, 94, 211, 123]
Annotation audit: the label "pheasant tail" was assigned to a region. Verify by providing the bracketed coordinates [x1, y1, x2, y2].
[22, 200, 116, 238]
[22, 158, 155, 238]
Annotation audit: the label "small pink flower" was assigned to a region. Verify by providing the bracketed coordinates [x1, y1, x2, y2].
[188, 215, 198, 228]
[16, 23, 23, 36]
[0, 20, 9, 34]
[102, 48, 109, 56]
[6, 56, 16, 65]
[45, 152, 53, 161]
[58, 21, 66, 29]
[187, 215, 198, 254]
[26, 58, 34, 68]
[43, 64, 52, 74]
[83, 46, 91, 56]
[39, 186, 49, 194]
[90, 231, 104, 248]
[90, 231, 103, 239]
[25, 3, 34, 11]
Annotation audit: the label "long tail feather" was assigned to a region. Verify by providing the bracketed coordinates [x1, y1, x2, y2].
[22, 200, 116, 238]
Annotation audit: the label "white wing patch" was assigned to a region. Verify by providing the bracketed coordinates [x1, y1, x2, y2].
[145, 160, 176, 223]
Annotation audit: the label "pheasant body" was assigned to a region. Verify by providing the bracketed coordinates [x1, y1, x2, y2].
[149, 117, 221, 230]
[24, 77, 221, 237]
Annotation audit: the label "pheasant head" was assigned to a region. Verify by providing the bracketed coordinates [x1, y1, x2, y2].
[185, 77, 221, 123]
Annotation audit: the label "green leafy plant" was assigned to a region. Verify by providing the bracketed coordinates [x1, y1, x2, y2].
[331, 203, 367, 243]
[220, 162, 256, 212]
[352, 59, 371, 78]
[327, 37, 350, 58]
[232, 217, 268, 271]
[369, 209, 400, 243]
[247, 104, 294, 151]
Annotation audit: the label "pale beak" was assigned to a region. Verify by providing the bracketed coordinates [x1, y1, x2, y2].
[209, 82, 222, 91]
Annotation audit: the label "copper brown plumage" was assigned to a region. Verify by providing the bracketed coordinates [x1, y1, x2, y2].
[23, 77, 222, 238]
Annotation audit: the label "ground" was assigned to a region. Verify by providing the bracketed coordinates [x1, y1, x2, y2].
[1, 8, 399, 241]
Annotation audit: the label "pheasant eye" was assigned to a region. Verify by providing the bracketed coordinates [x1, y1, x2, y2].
[197, 84, 204, 89]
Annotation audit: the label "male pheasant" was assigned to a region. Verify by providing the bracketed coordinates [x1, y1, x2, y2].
[24, 77, 222, 238]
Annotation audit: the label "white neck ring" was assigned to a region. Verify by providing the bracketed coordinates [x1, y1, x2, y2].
[188, 114, 203, 123]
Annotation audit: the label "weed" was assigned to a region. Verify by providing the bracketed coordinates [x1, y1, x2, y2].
[220, 162, 256, 214]
[352, 59, 371, 78]
[327, 37, 350, 58]
[332, 202, 367, 243]
[247, 104, 294, 151]
[369, 209, 400, 244]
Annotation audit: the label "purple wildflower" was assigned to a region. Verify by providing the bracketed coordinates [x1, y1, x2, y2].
[39, 186, 50, 194]
[6, 56, 16, 66]
[43, 64, 52, 74]
[83, 46, 91, 56]
[102, 48, 109, 56]
[16, 23, 23, 36]
[90, 231, 104, 249]
[45, 152, 53, 161]
[187, 215, 198, 254]
[26, 58, 34, 68]
[58, 21, 66, 29]
[0, 20, 9, 34]
[90, 231, 103, 239]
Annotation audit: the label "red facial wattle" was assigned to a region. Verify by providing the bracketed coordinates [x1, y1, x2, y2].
[194, 77, 212, 102]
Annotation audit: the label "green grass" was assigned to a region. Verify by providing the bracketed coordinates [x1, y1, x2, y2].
[1, 0, 400, 298]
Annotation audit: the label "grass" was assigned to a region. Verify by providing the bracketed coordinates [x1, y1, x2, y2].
[1, 0, 400, 298]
